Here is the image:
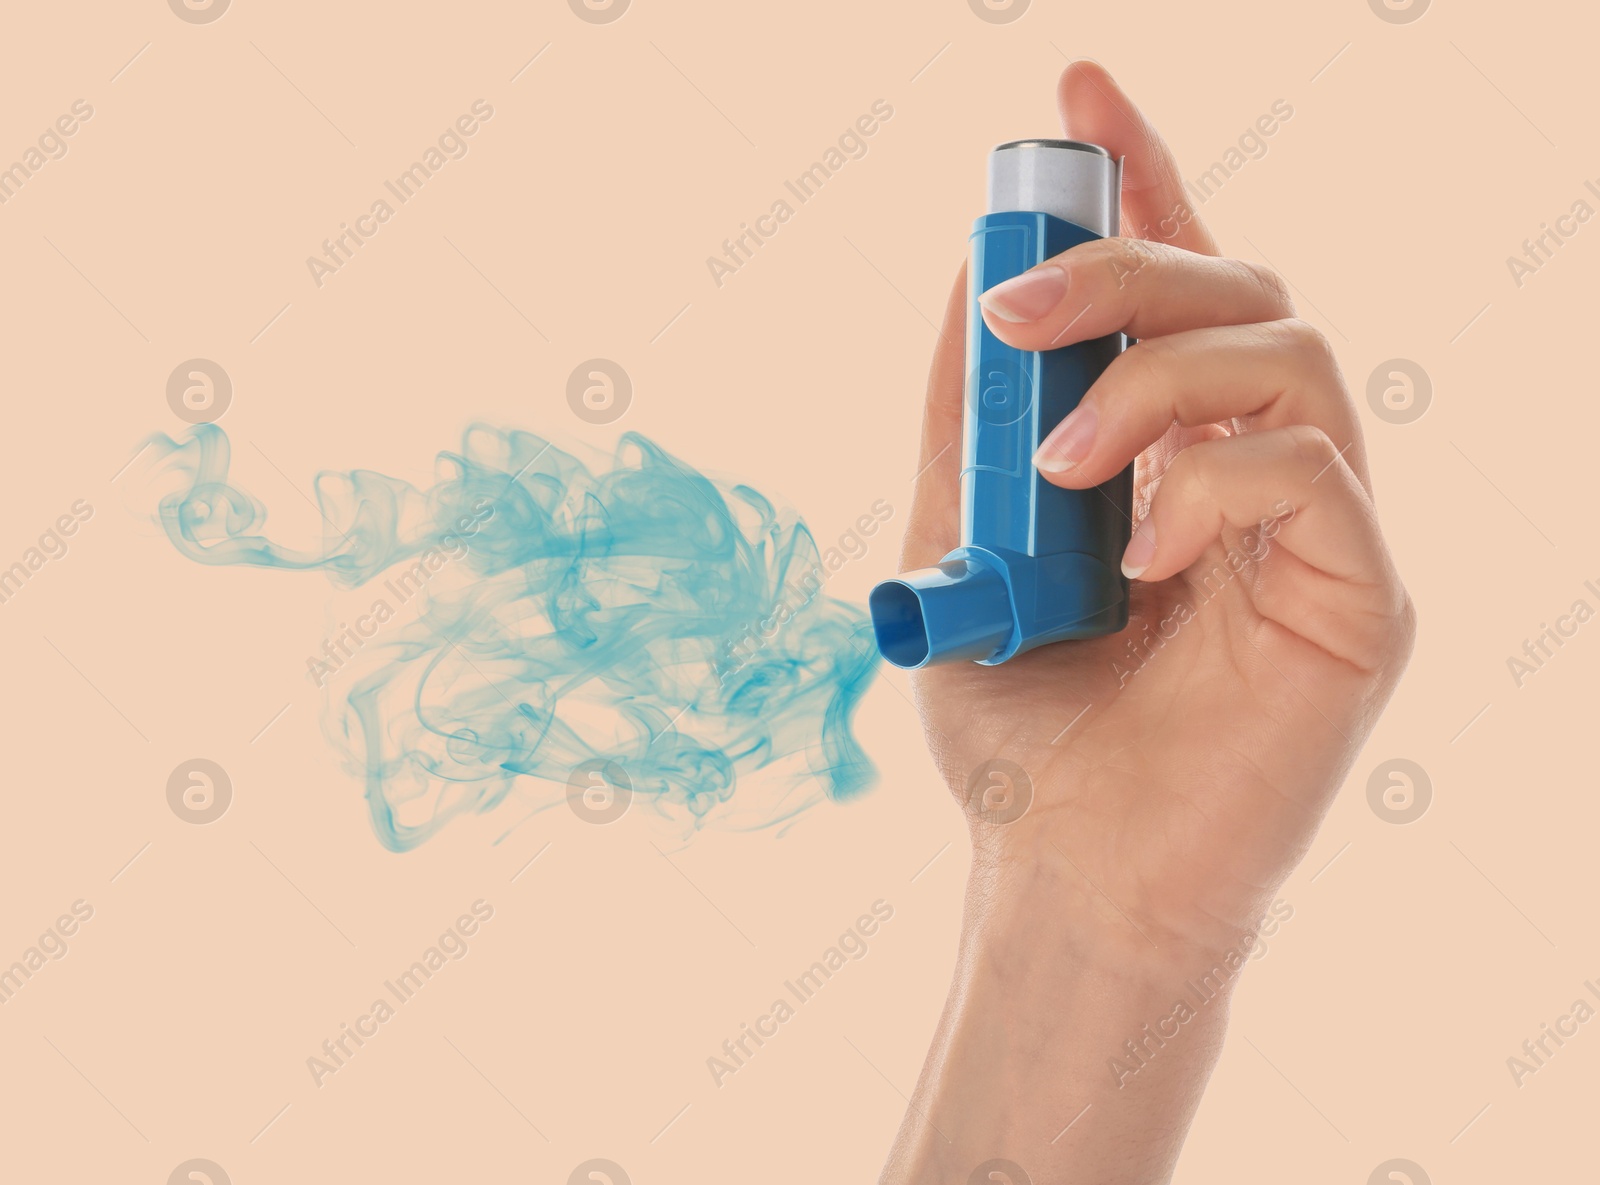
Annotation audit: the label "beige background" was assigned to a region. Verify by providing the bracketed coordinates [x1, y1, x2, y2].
[0, 0, 1593, 1180]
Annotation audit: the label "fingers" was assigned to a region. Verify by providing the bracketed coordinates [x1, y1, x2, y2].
[900, 264, 968, 571]
[1124, 427, 1404, 669]
[1035, 319, 1372, 494]
[1058, 61, 1219, 257]
[977, 236, 1294, 353]
[984, 62, 1294, 357]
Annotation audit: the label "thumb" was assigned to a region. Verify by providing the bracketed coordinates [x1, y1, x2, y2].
[899, 264, 967, 570]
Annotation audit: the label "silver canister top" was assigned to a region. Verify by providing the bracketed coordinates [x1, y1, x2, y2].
[987, 139, 1120, 237]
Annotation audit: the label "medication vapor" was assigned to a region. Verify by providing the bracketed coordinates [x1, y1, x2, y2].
[144, 423, 879, 850]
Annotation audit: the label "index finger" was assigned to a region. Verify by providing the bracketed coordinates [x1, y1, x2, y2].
[1059, 60, 1220, 257]
[902, 62, 1216, 572]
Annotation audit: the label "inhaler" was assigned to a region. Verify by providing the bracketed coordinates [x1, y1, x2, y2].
[870, 139, 1133, 668]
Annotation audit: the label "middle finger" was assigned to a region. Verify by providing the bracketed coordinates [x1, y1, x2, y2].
[1033, 318, 1371, 495]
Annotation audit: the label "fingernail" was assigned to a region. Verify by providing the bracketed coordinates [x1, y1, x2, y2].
[1122, 522, 1156, 580]
[979, 265, 1067, 323]
[1034, 404, 1097, 473]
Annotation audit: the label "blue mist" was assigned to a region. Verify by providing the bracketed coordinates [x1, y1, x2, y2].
[147, 423, 878, 850]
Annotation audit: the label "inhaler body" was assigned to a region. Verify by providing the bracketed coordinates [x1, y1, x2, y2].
[870, 140, 1133, 668]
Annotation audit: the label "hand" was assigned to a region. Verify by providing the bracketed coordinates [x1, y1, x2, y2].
[883, 61, 1415, 1184]
[901, 61, 1414, 961]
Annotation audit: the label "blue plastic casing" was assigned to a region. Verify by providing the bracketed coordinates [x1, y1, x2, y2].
[869, 211, 1132, 668]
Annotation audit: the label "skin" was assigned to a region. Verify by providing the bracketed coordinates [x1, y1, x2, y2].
[881, 62, 1415, 1183]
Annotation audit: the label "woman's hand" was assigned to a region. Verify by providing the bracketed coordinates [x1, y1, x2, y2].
[902, 60, 1413, 962]
[884, 61, 1415, 1184]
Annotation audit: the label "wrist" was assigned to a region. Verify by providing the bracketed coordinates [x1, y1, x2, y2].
[882, 860, 1241, 1183]
[959, 854, 1252, 1021]
[965, 821, 1265, 981]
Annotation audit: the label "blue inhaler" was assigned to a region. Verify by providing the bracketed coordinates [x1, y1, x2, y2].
[870, 139, 1133, 669]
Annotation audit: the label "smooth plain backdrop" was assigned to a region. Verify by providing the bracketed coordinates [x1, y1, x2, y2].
[0, 1, 1594, 1181]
